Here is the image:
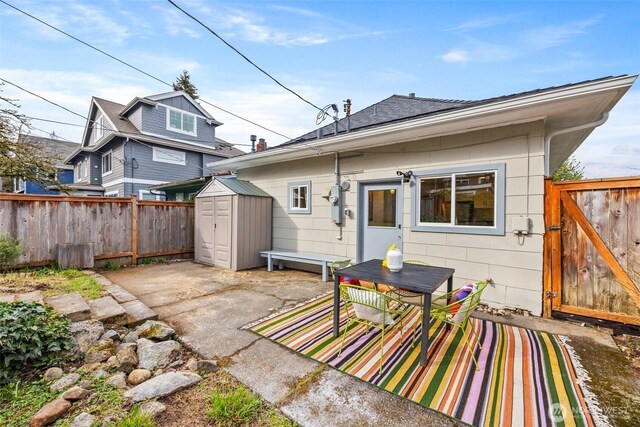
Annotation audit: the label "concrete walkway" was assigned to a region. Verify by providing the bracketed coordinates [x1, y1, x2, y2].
[104, 261, 640, 427]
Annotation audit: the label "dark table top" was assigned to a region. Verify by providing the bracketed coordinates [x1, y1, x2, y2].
[336, 259, 455, 294]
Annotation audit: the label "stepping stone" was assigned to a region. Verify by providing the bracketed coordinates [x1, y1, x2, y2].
[104, 284, 137, 303]
[45, 293, 91, 322]
[121, 300, 158, 326]
[17, 290, 43, 304]
[0, 294, 15, 303]
[89, 296, 127, 326]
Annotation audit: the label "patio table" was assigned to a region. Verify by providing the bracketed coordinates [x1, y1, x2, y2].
[333, 259, 455, 367]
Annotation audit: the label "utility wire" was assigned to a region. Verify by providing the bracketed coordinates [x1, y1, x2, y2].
[0, 0, 294, 142]
[167, 0, 325, 114]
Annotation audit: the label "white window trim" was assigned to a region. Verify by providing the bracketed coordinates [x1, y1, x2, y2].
[14, 178, 25, 193]
[165, 106, 197, 137]
[411, 163, 505, 236]
[102, 150, 113, 176]
[152, 146, 186, 165]
[139, 189, 163, 201]
[96, 114, 104, 139]
[104, 190, 119, 197]
[83, 159, 89, 179]
[287, 181, 311, 214]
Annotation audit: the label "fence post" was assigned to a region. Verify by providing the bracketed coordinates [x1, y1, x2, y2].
[131, 195, 138, 265]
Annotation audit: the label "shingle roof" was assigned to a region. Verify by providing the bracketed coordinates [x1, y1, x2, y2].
[278, 75, 625, 148]
[93, 97, 140, 134]
[18, 134, 80, 167]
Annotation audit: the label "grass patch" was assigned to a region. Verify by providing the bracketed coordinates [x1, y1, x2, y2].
[139, 258, 166, 265]
[0, 268, 103, 300]
[104, 262, 120, 271]
[0, 377, 58, 427]
[208, 384, 263, 426]
[108, 405, 155, 427]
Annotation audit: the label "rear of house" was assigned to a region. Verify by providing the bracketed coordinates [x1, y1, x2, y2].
[207, 75, 637, 316]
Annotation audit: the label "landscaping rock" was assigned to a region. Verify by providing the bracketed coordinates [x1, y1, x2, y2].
[128, 369, 151, 385]
[139, 400, 166, 417]
[84, 338, 115, 363]
[91, 369, 109, 379]
[184, 358, 198, 371]
[43, 367, 63, 382]
[123, 331, 139, 343]
[154, 369, 163, 377]
[60, 386, 90, 401]
[105, 372, 127, 389]
[50, 373, 80, 392]
[78, 380, 92, 390]
[29, 398, 71, 427]
[196, 359, 219, 373]
[135, 320, 175, 341]
[45, 293, 90, 322]
[168, 359, 183, 369]
[105, 356, 117, 369]
[70, 320, 105, 353]
[114, 343, 138, 373]
[70, 412, 95, 427]
[101, 416, 116, 427]
[100, 329, 120, 341]
[79, 362, 102, 372]
[124, 371, 202, 402]
[121, 299, 158, 327]
[136, 338, 181, 371]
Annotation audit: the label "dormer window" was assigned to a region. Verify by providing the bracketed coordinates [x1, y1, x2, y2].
[167, 107, 196, 136]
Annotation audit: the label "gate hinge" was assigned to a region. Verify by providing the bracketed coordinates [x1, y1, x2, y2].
[547, 225, 561, 231]
[544, 291, 558, 299]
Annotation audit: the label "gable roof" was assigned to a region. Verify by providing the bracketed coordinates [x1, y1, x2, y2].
[207, 74, 636, 173]
[120, 91, 223, 126]
[18, 134, 79, 169]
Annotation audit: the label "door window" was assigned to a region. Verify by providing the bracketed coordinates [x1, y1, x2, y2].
[368, 189, 396, 227]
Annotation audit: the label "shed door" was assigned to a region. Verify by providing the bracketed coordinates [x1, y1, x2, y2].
[196, 198, 215, 265]
[213, 196, 232, 268]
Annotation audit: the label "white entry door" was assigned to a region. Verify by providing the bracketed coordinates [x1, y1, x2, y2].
[358, 182, 403, 262]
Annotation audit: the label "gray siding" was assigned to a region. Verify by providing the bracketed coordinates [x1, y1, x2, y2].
[71, 153, 101, 184]
[140, 104, 216, 146]
[128, 106, 142, 131]
[88, 108, 116, 146]
[103, 182, 125, 197]
[158, 96, 201, 114]
[100, 140, 126, 187]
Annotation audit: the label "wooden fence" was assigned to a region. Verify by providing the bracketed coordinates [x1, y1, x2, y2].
[544, 177, 640, 326]
[0, 194, 194, 267]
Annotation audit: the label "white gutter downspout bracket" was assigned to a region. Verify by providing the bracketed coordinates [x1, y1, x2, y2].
[544, 111, 609, 176]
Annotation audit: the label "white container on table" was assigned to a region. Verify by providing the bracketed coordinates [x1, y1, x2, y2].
[387, 248, 403, 272]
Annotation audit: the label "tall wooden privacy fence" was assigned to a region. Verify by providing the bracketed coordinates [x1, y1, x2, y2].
[0, 194, 194, 267]
[544, 177, 640, 326]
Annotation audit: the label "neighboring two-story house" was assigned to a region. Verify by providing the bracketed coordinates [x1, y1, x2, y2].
[64, 91, 243, 198]
[12, 134, 78, 194]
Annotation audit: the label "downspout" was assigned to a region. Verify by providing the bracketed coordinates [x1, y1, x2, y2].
[335, 152, 343, 241]
[544, 111, 609, 176]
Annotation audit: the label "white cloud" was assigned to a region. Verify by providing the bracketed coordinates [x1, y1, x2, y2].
[440, 49, 470, 63]
[446, 15, 519, 32]
[523, 17, 601, 50]
[163, 9, 201, 39]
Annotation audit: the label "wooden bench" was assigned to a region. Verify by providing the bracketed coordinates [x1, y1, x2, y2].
[260, 251, 350, 282]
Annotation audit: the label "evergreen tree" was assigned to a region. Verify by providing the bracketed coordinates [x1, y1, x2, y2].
[552, 157, 585, 182]
[172, 69, 198, 99]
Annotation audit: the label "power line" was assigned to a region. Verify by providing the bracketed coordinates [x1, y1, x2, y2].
[0, 0, 294, 142]
[167, 0, 326, 114]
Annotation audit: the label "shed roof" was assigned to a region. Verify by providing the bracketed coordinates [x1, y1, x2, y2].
[196, 176, 271, 198]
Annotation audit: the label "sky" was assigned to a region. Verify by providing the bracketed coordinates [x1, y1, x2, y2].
[0, 0, 639, 178]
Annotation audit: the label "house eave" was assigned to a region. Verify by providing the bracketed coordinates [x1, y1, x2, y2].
[207, 75, 637, 171]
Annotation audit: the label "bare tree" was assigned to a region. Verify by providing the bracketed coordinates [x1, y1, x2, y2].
[0, 85, 68, 192]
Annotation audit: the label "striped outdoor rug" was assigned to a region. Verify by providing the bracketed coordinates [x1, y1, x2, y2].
[248, 294, 609, 427]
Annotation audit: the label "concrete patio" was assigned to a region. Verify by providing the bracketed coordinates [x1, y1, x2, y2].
[103, 261, 640, 427]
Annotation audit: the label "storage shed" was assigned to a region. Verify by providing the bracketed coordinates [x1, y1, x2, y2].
[195, 176, 272, 270]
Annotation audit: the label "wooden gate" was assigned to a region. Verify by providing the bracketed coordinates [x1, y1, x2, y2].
[544, 177, 640, 325]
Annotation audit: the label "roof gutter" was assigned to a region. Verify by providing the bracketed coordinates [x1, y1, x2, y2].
[544, 111, 609, 176]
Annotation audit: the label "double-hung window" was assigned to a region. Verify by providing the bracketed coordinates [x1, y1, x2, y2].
[167, 108, 196, 136]
[288, 181, 311, 214]
[411, 164, 505, 235]
[102, 151, 112, 176]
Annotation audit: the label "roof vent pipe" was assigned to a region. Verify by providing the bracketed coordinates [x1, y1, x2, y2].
[257, 138, 266, 152]
[250, 135, 257, 153]
[544, 111, 609, 176]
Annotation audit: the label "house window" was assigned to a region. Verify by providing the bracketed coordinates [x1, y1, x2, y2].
[102, 151, 112, 176]
[411, 164, 505, 235]
[104, 190, 119, 197]
[96, 114, 104, 138]
[166, 108, 196, 136]
[139, 189, 163, 201]
[75, 160, 88, 182]
[152, 146, 186, 165]
[14, 178, 25, 193]
[287, 181, 311, 214]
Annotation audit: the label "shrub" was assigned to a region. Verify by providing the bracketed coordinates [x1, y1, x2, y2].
[0, 234, 22, 269]
[207, 384, 264, 426]
[105, 262, 120, 271]
[0, 302, 74, 384]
